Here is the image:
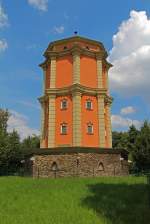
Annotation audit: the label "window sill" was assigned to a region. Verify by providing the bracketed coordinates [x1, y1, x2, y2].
[60, 108, 67, 111]
[86, 108, 93, 111]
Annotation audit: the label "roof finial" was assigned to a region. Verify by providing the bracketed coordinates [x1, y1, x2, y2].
[74, 31, 78, 35]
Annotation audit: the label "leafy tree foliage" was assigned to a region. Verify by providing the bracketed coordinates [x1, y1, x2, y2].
[21, 135, 40, 150]
[0, 109, 9, 134]
[0, 109, 40, 175]
[112, 131, 129, 149]
[128, 125, 139, 151]
[113, 121, 150, 172]
[0, 109, 10, 171]
[133, 121, 150, 172]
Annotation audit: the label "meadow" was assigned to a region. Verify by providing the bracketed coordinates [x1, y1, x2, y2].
[0, 176, 149, 224]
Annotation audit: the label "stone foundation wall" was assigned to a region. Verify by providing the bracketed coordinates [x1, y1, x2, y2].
[32, 151, 129, 178]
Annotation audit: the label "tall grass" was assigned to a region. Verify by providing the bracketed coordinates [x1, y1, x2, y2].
[0, 176, 148, 224]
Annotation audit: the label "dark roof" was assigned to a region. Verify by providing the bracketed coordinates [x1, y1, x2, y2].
[44, 35, 107, 56]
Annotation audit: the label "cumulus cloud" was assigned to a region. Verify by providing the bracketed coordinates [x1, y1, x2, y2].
[109, 10, 150, 100]
[111, 114, 142, 130]
[28, 0, 48, 11]
[7, 110, 39, 140]
[0, 39, 8, 52]
[120, 106, 136, 115]
[53, 26, 65, 34]
[0, 4, 8, 28]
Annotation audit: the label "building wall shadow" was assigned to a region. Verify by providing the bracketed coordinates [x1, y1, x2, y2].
[82, 182, 149, 224]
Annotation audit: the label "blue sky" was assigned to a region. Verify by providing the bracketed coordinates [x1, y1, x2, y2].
[0, 0, 150, 139]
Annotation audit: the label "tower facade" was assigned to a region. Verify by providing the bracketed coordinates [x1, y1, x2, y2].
[39, 36, 113, 149]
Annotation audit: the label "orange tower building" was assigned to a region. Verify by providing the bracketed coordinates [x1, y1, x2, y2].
[39, 35, 113, 149]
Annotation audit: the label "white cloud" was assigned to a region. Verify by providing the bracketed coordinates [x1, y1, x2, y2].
[111, 114, 142, 130]
[109, 10, 150, 100]
[53, 26, 65, 34]
[28, 0, 48, 11]
[0, 4, 8, 28]
[7, 110, 39, 140]
[120, 106, 136, 115]
[0, 39, 8, 52]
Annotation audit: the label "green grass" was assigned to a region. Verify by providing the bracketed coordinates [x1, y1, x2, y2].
[0, 176, 149, 224]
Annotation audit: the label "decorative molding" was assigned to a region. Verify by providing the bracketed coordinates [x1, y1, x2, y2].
[103, 59, 113, 70]
[97, 58, 103, 88]
[48, 95, 56, 148]
[43, 69, 46, 94]
[72, 91, 82, 146]
[97, 95, 106, 147]
[44, 35, 106, 54]
[45, 46, 101, 59]
[45, 83, 107, 96]
[40, 44, 112, 68]
[73, 52, 80, 84]
[50, 57, 56, 88]
[40, 102, 45, 145]
[38, 84, 113, 105]
[105, 104, 112, 148]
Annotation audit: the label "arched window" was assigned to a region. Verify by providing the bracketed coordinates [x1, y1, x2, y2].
[51, 162, 58, 171]
[87, 122, 93, 134]
[60, 122, 67, 135]
[98, 162, 104, 171]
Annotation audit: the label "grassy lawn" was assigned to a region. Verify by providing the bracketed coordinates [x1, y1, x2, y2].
[0, 176, 149, 224]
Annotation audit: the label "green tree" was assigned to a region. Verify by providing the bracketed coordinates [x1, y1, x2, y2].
[0, 131, 9, 168]
[21, 135, 40, 149]
[112, 131, 128, 149]
[7, 130, 22, 170]
[0, 108, 40, 175]
[0, 109, 10, 169]
[127, 124, 139, 164]
[133, 121, 150, 172]
[128, 124, 139, 151]
[0, 109, 9, 134]
[0, 109, 22, 174]
[0, 109, 10, 173]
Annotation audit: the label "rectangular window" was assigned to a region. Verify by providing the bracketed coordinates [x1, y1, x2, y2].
[86, 101, 92, 110]
[61, 124, 67, 134]
[61, 99, 67, 110]
[87, 124, 93, 134]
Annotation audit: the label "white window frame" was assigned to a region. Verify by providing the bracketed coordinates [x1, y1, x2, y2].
[60, 123, 67, 135]
[61, 99, 68, 110]
[87, 123, 93, 134]
[86, 100, 93, 110]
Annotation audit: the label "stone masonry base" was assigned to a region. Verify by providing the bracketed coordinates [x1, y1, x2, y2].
[29, 148, 129, 178]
